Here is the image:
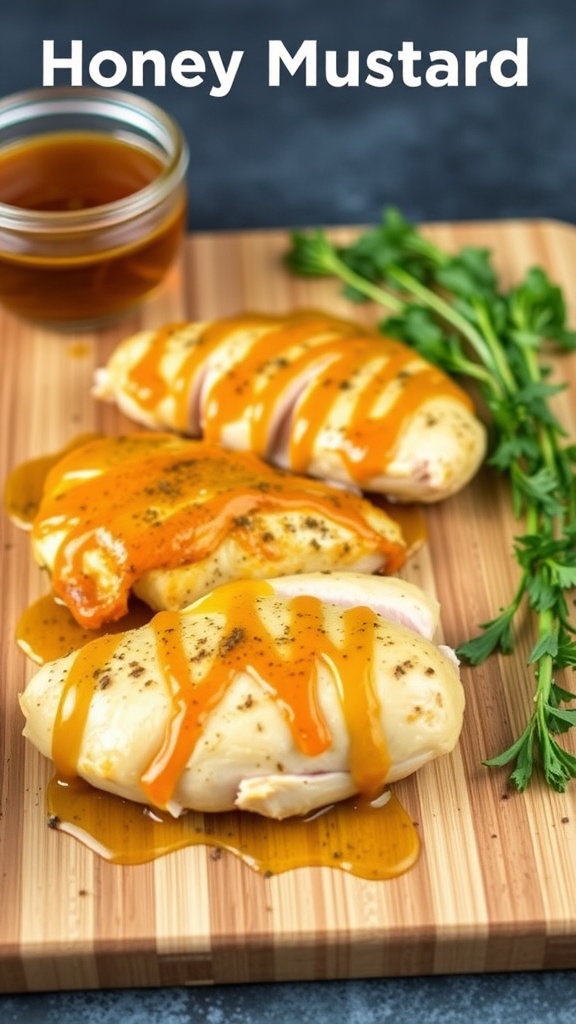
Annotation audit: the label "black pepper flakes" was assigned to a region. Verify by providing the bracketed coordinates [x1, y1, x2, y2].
[219, 627, 246, 656]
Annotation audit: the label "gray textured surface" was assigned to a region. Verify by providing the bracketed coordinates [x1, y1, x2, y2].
[1, 1, 576, 1020]
[1, 973, 576, 1024]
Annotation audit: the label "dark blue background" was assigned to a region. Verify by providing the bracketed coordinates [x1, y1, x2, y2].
[1, 0, 574, 230]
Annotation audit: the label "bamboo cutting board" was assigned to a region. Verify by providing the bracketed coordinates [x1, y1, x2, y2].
[2, 219, 576, 993]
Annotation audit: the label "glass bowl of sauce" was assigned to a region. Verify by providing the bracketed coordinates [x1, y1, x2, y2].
[0, 87, 189, 330]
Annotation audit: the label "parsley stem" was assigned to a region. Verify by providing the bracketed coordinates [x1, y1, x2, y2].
[325, 248, 406, 314]
[521, 344, 561, 476]
[386, 264, 501, 378]
[469, 298, 517, 396]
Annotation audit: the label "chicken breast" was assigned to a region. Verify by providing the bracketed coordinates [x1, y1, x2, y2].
[31, 432, 406, 629]
[20, 573, 464, 819]
[93, 311, 487, 502]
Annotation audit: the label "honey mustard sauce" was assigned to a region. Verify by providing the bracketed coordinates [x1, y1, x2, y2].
[48, 581, 391, 805]
[5, 434, 155, 661]
[138, 582, 390, 807]
[46, 779, 419, 879]
[6, 433, 420, 879]
[45, 579, 419, 878]
[27, 434, 406, 628]
[122, 314, 285, 430]
[121, 312, 474, 482]
[4, 432, 414, 662]
[0, 132, 186, 324]
[198, 315, 360, 452]
[3, 432, 101, 529]
[288, 339, 469, 479]
[16, 592, 153, 665]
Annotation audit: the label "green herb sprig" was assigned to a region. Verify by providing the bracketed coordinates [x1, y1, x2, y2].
[285, 208, 576, 792]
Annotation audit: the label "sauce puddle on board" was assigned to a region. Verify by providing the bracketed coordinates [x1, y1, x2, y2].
[16, 591, 153, 664]
[3, 433, 101, 530]
[47, 776, 420, 879]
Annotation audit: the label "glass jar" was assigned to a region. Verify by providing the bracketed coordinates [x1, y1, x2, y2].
[0, 87, 189, 330]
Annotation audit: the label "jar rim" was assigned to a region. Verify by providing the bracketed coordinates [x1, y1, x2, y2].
[0, 86, 189, 232]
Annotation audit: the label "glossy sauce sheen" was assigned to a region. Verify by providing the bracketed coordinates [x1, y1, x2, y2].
[19, 585, 421, 880]
[29, 433, 406, 628]
[122, 312, 473, 482]
[3, 433, 100, 530]
[45, 579, 420, 878]
[7, 437, 419, 879]
[5, 433, 424, 561]
[50, 580, 391, 804]
[0, 132, 185, 322]
[16, 592, 153, 665]
[146, 583, 391, 805]
[47, 778, 420, 880]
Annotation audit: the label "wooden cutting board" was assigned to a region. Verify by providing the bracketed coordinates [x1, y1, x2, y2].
[2, 219, 576, 993]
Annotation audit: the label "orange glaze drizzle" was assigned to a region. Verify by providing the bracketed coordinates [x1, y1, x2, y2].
[51, 580, 391, 811]
[124, 314, 283, 432]
[140, 582, 334, 806]
[142, 581, 391, 806]
[122, 312, 473, 483]
[51, 632, 122, 780]
[200, 315, 360, 453]
[32, 434, 405, 629]
[288, 337, 473, 480]
[248, 335, 372, 459]
[120, 322, 184, 415]
[287, 338, 414, 472]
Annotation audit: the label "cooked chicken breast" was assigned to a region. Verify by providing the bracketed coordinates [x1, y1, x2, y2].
[93, 311, 487, 502]
[31, 433, 406, 629]
[20, 573, 464, 819]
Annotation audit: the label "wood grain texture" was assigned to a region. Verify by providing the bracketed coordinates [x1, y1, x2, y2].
[1, 219, 576, 992]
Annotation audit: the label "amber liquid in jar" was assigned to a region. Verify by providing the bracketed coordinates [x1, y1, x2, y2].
[0, 132, 186, 325]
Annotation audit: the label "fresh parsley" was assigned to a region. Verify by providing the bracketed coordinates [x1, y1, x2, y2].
[285, 207, 576, 792]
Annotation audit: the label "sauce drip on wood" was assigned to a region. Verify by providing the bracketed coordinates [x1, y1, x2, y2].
[3, 433, 100, 529]
[16, 592, 152, 665]
[46, 777, 420, 880]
